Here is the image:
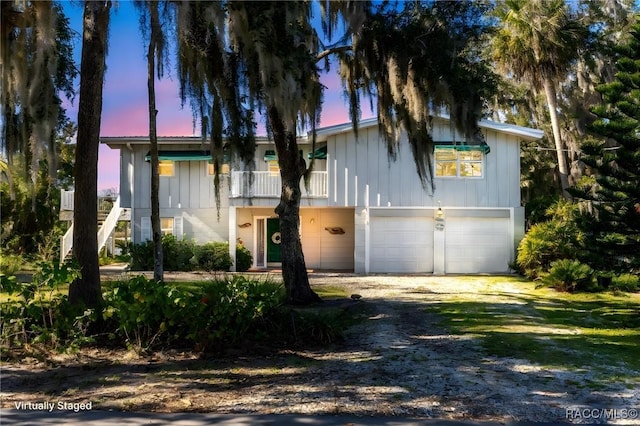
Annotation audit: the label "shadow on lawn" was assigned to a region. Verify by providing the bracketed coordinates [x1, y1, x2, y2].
[423, 290, 640, 372]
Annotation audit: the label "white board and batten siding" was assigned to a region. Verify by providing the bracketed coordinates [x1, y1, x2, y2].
[324, 117, 523, 209]
[126, 144, 230, 244]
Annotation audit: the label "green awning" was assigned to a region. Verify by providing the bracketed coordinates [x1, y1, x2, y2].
[264, 150, 277, 161]
[307, 145, 327, 160]
[434, 142, 490, 154]
[145, 151, 211, 162]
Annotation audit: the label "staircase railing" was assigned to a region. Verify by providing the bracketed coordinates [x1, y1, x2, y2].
[97, 196, 122, 254]
[60, 224, 74, 264]
[60, 196, 123, 264]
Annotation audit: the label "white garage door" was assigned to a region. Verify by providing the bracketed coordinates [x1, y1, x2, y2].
[370, 216, 434, 273]
[445, 217, 511, 273]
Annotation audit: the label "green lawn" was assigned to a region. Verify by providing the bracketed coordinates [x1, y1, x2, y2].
[422, 276, 640, 380]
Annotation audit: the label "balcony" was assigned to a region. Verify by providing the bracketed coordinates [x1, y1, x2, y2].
[230, 171, 327, 198]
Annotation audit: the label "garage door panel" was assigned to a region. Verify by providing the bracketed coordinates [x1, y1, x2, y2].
[370, 216, 433, 273]
[445, 217, 511, 273]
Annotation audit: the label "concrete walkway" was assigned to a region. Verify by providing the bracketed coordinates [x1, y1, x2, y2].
[0, 410, 526, 426]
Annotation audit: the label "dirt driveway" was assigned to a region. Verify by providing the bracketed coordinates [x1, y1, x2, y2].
[2, 273, 638, 424]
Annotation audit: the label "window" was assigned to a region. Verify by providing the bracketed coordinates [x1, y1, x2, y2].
[268, 160, 280, 176]
[159, 160, 174, 176]
[435, 147, 484, 178]
[208, 162, 230, 175]
[160, 217, 174, 235]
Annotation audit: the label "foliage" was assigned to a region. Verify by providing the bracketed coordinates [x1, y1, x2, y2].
[130, 237, 254, 273]
[540, 259, 594, 292]
[339, 1, 497, 190]
[129, 235, 195, 271]
[571, 19, 640, 274]
[0, 261, 94, 352]
[192, 242, 233, 271]
[102, 275, 287, 351]
[235, 243, 253, 272]
[191, 275, 286, 349]
[0, 153, 71, 257]
[490, 0, 590, 196]
[516, 201, 586, 278]
[0, 251, 24, 276]
[1, 2, 77, 184]
[609, 274, 639, 292]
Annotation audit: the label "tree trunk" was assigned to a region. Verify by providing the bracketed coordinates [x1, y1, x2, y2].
[69, 0, 111, 308]
[542, 79, 571, 199]
[268, 107, 321, 305]
[147, 2, 163, 283]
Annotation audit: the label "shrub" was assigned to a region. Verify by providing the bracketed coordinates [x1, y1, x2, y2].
[193, 275, 285, 348]
[236, 243, 253, 272]
[102, 275, 288, 351]
[161, 235, 195, 271]
[0, 261, 95, 352]
[541, 259, 593, 292]
[192, 242, 232, 271]
[128, 240, 154, 271]
[102, 275, 191, 350]
[517, 201, 586, 278]
[610, 274, 639, 292]
[129, 237, 237, 272]
[0, 252, 23, 275]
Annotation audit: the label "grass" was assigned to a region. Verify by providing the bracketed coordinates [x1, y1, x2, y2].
[423, 276, 640, 377]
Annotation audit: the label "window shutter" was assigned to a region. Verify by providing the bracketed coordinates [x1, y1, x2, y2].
[173, 216, 183, 240]
[141, 217, 151, 242]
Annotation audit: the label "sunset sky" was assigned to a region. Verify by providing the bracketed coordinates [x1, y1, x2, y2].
[61, 1, 370, 191]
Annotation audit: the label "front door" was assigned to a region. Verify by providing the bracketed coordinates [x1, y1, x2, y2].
[266, 218, 281, 262]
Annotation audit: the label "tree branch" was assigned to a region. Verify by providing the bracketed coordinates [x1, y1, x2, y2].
[316, 45, 352, 62]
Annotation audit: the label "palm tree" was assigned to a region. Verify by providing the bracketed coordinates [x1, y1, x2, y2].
[68, 0, 111, 308]
[491, 0, 588, 199]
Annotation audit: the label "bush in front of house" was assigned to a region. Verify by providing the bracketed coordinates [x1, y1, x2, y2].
[517, 201, 586, 279]
[101, 274, 351, 352]
[129, 236, 236, 272]
[192, 242, 233, 271]
[129, 237, 255, 273]
[540, 259, 594, 292]
[236, 243, 253, 272]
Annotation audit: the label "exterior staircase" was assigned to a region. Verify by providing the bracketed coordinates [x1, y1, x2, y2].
[59, 191, 125, 263]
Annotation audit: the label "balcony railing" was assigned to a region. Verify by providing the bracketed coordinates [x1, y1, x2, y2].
[231, 171, 327, 198]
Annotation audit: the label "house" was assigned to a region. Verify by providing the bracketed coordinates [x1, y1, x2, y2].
[101, 116, 543, 274]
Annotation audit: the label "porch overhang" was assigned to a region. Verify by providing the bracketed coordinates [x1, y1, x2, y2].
[144, 151, 212, 162]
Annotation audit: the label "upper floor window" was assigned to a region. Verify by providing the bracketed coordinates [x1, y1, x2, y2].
[434, 146, 484, 178]
[159, 160, 174, 176]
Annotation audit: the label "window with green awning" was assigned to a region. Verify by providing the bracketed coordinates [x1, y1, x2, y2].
[434, 142, 487, 178]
